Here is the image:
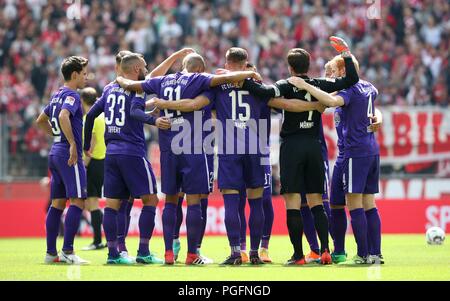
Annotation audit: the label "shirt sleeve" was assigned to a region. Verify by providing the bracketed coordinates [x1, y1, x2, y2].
[313, 57, 359, 93]
[141, 77, 163, 95]
[198, 73, 214, 90]
[201, 89, 216, 106]
[61, 92, 81, 116]
[130, 93, 156, 125]
[337, 89, 352, 106]
[242, 79, 277, 98]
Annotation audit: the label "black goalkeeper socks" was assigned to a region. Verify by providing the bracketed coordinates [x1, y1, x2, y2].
[311, 205, 329, 253]
[286, 209, 304, 259]
[91, 209, 103, 245]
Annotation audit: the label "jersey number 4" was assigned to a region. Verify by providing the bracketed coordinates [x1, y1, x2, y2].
[105, 94, 126, 126]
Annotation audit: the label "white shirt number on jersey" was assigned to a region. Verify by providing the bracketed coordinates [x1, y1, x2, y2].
[229, 90, 250, 121]
[105, 94, 126, 126]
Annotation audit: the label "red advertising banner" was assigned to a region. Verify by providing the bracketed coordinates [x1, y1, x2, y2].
[321, 108, 450, 164]
[1, 196, 449, 237]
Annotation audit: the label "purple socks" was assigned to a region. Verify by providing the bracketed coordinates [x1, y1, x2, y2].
[197, 198, 208, 249]
[46, 206, 63, 255]
[224, 194, 241, 254]
[365, 208, 382, 255]
[300, 206, 320, 254]
[248, 198, 264, 252]
[162, 202, 177, 251]
[174, 196, 184, 240]
[117, 200, 132, 253]
[103, 207, 119, 258]
[238, 190, 247, 251]
[330, 208, 347, 254]
[186, 204, 202, 254]
[350, 208, 369, 258]
[261, 189, 273, 249]
[137, 205, 156, 257]
[62, 205, 82, 253]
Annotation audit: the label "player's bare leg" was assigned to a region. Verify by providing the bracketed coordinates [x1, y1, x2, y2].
[162, 194, 178, 264]
[283, 193, 306, 265]
[135, 194, 163, 264]
[59, 198, 90, 264]
[246, 187, 265, 265]
[185, 194, 206, 265]
[45, 198, 66, 263]
[102, 198, 132, 264]
[347, 193, 369, 264]
[363, 194, 383, 264]
[306, 194, 331, 264]
[220, 189, 243, 265]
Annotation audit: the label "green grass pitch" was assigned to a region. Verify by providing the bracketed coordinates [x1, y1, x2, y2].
[0, 235, 449, 281]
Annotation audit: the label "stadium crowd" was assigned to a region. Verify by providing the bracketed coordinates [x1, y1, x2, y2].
[0, 0, 448, 177]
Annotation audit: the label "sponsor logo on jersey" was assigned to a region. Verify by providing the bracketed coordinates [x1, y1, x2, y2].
[64, 96, 75, 106]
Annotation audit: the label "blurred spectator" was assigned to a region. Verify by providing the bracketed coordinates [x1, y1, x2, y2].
[0, 0, 448, 178]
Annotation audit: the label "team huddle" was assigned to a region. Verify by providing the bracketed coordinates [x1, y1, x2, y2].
[37, 35, 383, 266]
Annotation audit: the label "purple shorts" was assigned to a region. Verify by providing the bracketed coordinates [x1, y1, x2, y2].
[218, 154, 266, 190]
[330, 158, 346, 206]
[49, 155, 87, 199]
[104, 154, 157, 199]
[160, 151, 210, 195]
[343, 155, 380, 194]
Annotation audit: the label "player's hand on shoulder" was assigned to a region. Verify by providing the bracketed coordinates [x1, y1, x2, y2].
[155, 117, 171, 130]
[287, 76, 306, 89]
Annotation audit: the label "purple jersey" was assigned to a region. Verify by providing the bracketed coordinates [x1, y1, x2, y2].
[141, 72, 213, 152]
[334, 106, 345, 161]
[44, 86, 83, 158]
[203, 83, 271, 156]
[338, 80, 379, 158]
[89, 83, 147, 157]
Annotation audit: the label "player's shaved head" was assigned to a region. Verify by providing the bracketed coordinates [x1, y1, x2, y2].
[116, 50, 133, 65]
[287, 48, 310, 75]
[182, 53, 206, 73]
[121, 54, 143, 73]
[80, 87, 98, 106]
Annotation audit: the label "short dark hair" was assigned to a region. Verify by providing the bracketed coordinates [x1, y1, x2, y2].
[61, 56, 88, 81]
[225, 47, 248, 64]
[120, 53, 143, 73]
[286, 48, 310, 74]
[115, 50, 133, 65]
[80, 87, 97, 106]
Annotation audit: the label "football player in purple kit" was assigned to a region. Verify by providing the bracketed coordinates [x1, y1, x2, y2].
[149, 48, 325, 265]
[84, 54, 170, 265]
[288, 49, 383, 264]
[36, 56, 90, 264]
[116, 52, 261, 265]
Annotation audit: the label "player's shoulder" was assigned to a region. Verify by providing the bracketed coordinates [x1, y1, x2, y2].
[275, 79, 289, 86]
[62, 88, 80, 104]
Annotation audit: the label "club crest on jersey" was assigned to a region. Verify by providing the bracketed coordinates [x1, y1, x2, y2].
[334, 111, 341, 126]
[64, 96, 75, 106]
